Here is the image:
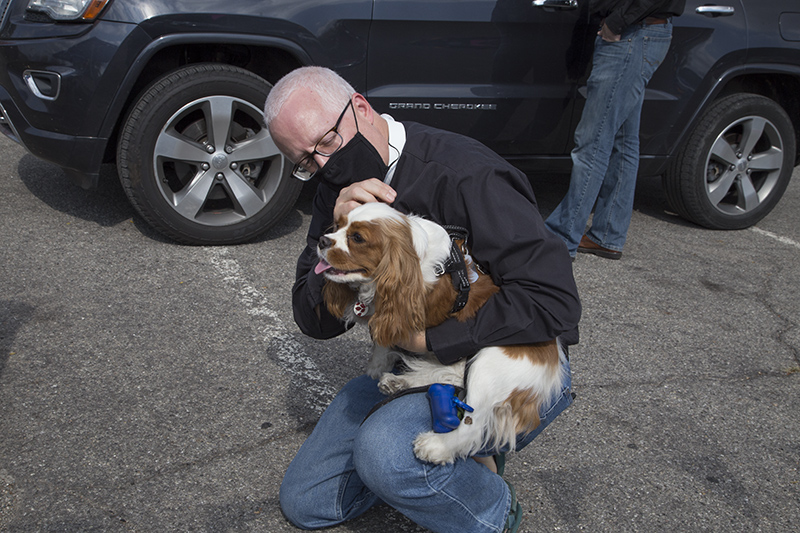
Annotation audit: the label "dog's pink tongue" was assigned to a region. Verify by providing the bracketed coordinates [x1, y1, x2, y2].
[314, 260, 332, 275]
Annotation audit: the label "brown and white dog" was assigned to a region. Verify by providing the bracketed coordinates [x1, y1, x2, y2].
[315, 202, 566, 465]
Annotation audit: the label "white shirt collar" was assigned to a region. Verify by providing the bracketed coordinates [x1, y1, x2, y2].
[382, 113, 405, 186]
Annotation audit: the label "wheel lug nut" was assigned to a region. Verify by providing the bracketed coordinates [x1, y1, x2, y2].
[215, 173, 224, 181]
[230, 162, 238, 170]
[206, 145, 215, 153]
[225, 145, 233, 154]
[202, 163, 210, 171]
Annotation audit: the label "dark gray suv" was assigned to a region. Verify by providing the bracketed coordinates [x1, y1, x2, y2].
[0, 0, 798, 244]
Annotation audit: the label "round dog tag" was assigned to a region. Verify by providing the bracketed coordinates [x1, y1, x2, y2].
[353, 301, 368, 317]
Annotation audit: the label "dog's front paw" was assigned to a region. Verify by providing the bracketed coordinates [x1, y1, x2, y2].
[378, 373, 409, 395]
[413, 431, 456, 465]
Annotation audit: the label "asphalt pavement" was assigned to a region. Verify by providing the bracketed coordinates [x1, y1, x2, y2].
[1, 136, 798, 532]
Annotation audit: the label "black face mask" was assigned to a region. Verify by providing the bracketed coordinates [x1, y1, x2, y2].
[313, 128, 389, 190]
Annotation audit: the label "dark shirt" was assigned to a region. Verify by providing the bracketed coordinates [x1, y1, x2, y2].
[292, 121, 581, 365]
[592, 0, 686, 35]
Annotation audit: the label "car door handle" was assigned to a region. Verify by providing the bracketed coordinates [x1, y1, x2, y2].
[532, 0, 578, 11]
[696, 5, 735, 17]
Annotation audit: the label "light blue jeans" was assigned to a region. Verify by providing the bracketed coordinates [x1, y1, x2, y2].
[280, 357, 573, 532]
[546, 21, 673, 256]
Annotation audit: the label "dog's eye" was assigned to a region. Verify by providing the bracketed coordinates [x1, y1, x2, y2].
[349, 232, 365, 244]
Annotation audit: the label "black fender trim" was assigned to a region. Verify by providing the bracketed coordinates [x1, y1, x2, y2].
[98, 31, 313, 139]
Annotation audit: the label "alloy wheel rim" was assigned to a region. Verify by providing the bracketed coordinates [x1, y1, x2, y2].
[703, 115, 784, 217]
[153, 95, 285, 227]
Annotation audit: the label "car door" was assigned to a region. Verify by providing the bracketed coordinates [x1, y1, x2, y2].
[639, 0, 747, 162]
[365, 0, 593, 158]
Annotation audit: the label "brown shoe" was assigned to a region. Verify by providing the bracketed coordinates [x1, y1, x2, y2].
[577, 235, 622, 260]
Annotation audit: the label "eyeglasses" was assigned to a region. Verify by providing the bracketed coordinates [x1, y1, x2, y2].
[292, 99, 353, 181]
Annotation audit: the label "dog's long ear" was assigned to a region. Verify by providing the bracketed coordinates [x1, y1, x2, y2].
[322, 281, 357, 319]
[369, 220, 427, 347]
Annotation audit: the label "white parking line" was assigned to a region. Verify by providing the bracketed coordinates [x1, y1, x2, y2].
[206, 247, 336, 414]
[751, 227, 800, 250]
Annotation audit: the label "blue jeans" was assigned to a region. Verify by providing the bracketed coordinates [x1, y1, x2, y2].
[280, 357, 573, 532]
[546, 22, 673, 256]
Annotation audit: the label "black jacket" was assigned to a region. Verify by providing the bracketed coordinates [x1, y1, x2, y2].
[592, 0, 686, 35]
[292, 121, 582, 365]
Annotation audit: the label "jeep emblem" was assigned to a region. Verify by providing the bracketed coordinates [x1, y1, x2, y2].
[212, 154, 228, 169]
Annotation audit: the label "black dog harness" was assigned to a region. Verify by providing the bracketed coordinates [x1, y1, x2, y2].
[435, 226, 472, 313]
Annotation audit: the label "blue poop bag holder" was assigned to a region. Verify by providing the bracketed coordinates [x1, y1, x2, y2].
[427, 383, 474, 433]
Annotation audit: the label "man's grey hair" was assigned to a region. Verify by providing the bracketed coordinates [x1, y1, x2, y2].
[263, 66, 355, 130]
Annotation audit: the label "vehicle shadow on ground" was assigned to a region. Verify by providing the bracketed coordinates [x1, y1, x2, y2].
[16, 154, 312, 245]
[15, 155, 172, 243]
[17, 155, 134, 227]
[0, 301, 34, 382]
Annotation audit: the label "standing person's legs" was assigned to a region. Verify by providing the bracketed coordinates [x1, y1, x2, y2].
[545, 34, 637, 255]
[587, 22, 674, 252]
[585, 108, 641, 252]
[547, 24, 671, 256]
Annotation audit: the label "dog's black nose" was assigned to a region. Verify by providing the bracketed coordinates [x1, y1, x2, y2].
[319, 235, 333, 250]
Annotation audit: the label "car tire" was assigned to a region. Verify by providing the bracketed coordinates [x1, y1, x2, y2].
[663, 93, 795, 230]
[117, 63, 301, 245]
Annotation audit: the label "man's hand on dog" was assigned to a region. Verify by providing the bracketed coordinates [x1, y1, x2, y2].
[334, 178, 397, 220]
